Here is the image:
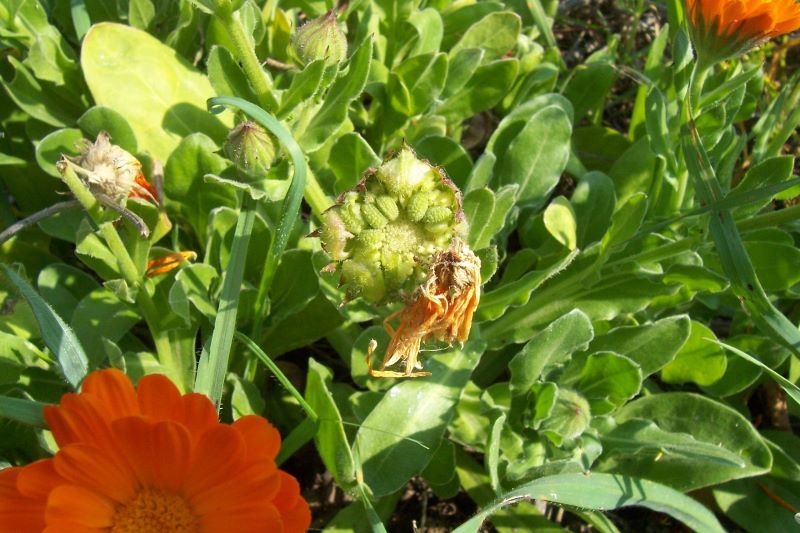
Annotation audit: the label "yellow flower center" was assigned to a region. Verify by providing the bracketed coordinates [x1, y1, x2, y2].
[112, 488, 199, 533]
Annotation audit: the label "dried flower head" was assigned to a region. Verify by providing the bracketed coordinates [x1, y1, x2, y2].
[319, 146, 466, 305]
[58, 132, 155, 204]
[0, 369, 310, 533]
[686, 0, 800, 65]
[367, 240, 481, 377]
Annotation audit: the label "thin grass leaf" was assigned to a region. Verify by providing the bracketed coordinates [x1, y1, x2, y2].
[682, 95, 800, 357]
[236, 331, 318, 422]
[0, 396, 47, 427]
[714, 340, 800, 408]
[1, 264, 89, 388]
[194, 196, 256, 404]
[453, 473, 725, 533]
[207, 95, 309, 339]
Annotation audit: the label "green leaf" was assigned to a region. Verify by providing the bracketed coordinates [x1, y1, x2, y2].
[70, 289, 141, 367]
[561, 351, 642, 410]
[462, 185, 516, 250]
[329, 132, 381, 192]
[82, 22, 230, 162]
[0, 264, 89, 387]
[0, 396, 47, 427]
[563, 61, 616, 122]
[278, 60, 326, 117]
[300, 38, 373, 152]
[601, 419, 747, 468]
[35, 128, 83, 178]
[600, 393, 772, 491]
[449, 12, 521, 61]
[454, 472, 725, 533]
[661, 321, 726, 386]
[608, 138, 657, 205]
[356, 340, 487, 497]
[415, 135, 474, 189]
[543, 196, 577, 250]
[269, 249, 319, 323]
[438, 59, 519, 122]
[509, 309, 594, 396]
[207, 46, 259, 104]
[583, 315, 690, 377]
[571, 171, 616, 248]
[443, 48, 484, 98]
[77, 106, 139, 154]
[601, 192, 648, 250]
[1, 57, 83, 127]
[497, 104, 572, 206]
[307, 358, 357, 490]
[714, 478, 800, 533]
[476, 250, 578, 322]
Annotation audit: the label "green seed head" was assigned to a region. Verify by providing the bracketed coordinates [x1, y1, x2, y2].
[223, 121, 276, 181]
[292, 10, 348, 66]
[319, 146, 466, 304]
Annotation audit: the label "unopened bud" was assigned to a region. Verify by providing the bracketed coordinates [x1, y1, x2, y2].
[292, 10, 348, 66]
[318, 146, 465, 304]
[223, 121, 276, 181]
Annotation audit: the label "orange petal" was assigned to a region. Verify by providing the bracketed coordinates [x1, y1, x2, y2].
[16, 459, 63, 499]
[44, 395, 115, 449]
[110, 417, 192, 491]
[137, 373, 184, 423]
[180, 393, 219, 440]
[184, 425, 247, 499]
[79, 369, 139, 418]
[200, 504, 283, 533]
[232, 415, 281, 462]
[0, 467, 45, 533]
[45, 485, 115, 529]
[53, 444, 137, 503]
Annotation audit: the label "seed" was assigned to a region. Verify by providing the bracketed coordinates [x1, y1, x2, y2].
[406, 192, 430, 222]
[362, 204, 388, 228]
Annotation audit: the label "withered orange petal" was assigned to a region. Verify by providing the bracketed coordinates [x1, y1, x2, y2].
[45, 485, 115, 529]
[79, 368, 139, 417]
[136, 373, 184, 423]
[110, 417, 192, 491]
[184, 425, 247, 497]
[52, 444, 136, 503]
[232, 415, 282, 462]
[16, 459, 63, 499]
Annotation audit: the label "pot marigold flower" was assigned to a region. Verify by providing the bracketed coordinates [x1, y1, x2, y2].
[686, 0, 800, 64]
[146, 251, 198, 277]
[0, 369, 310, 533]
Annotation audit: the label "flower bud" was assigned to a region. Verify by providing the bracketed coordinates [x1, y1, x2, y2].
[223, 121, 276, 181]
[292, 11, 348, 66]
[319, 146, 466, 304]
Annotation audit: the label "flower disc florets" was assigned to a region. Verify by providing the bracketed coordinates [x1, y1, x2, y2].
[320, 147, 466, 304]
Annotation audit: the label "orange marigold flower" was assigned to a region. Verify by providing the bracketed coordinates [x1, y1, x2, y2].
[0, 369, 310, 533]
[686, 0, 800, 64]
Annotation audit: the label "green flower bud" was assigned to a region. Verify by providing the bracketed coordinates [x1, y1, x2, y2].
[318, 146, 466, 304]
[540, 388, 591, 446]
[292, 11, 348, 66]
[224, 121, 276, 181]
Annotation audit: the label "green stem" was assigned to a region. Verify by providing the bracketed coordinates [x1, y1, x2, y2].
[216, 8, 278, 111]
[99, 222, 183, 386]
[305, 169, 334, 217]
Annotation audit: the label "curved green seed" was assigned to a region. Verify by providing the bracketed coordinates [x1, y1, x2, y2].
[406, 191, 430, 222]
[362, 203, 388, 228]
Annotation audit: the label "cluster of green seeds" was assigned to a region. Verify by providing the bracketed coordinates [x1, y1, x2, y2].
[320, 147, 466, 304]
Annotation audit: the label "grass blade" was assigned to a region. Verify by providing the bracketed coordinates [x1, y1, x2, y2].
[714, 340, 800, 408]
[0, 264, 89, 388]
[0, 396, 47, 427]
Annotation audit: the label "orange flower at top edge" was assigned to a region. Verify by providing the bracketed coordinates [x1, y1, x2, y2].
[686, 0, 800, 64]
[0, 369, 311, 533]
